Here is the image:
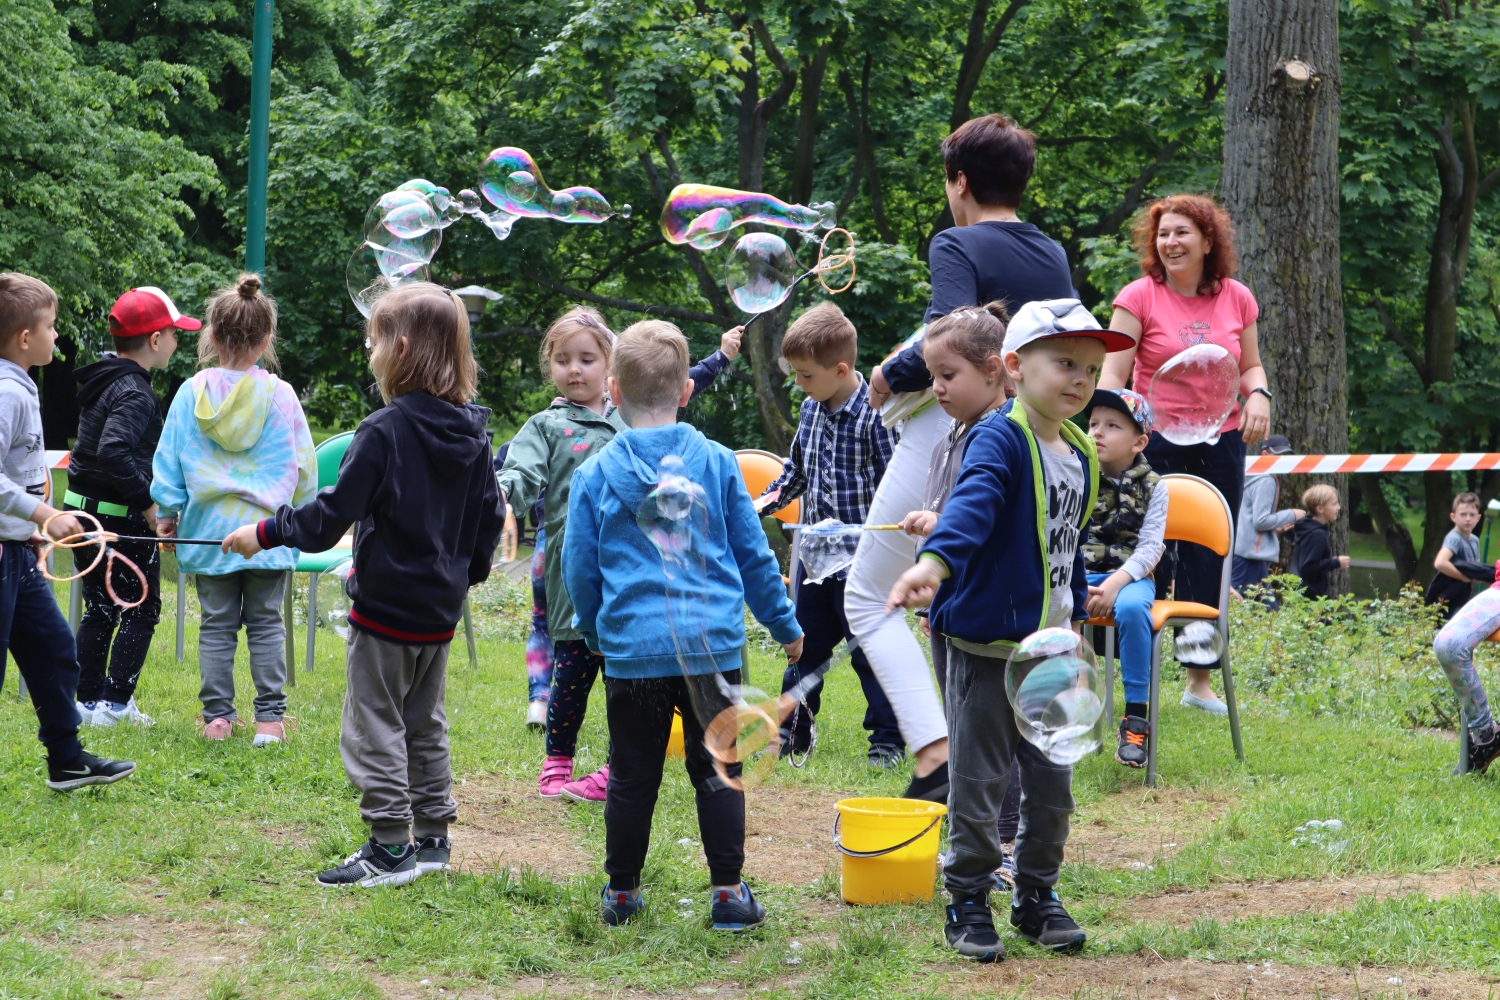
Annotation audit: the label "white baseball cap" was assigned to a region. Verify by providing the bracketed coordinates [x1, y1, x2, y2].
[1002, 298, 1135, 355]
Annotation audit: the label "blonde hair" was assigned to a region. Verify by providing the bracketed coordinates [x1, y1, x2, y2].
[782, 302, 857, 368]
[200, 273, 278, 370]
[924, 301, 1010, 371]
[613, 320, 689, 412]
[0, 273, 58, 346]
[1302, 484, 1339, 513]
[367, 282, 477, 404]
[539, 306, 614, 374]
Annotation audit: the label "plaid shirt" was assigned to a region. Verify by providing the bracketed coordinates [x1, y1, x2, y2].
[759, 379, 896, 528]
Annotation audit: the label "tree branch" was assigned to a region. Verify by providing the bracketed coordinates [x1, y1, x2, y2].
[1481, 164, 1500, 199]
[474, 326, 542, 341]
[585, 237, 668, 289]
[1035, 135, 1112, 147]
[1022, 61, 1088, 130]
[753, 19, 797, 101]
[1371, 293, 1430, 385]
[521, 268, 732, 326]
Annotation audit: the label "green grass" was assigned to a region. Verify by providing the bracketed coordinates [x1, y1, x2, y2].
[3, 575, 1500, 998]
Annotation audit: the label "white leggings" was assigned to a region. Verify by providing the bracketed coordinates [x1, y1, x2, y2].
[1434, 585, 1500, 739]
[843, 403, 951, 753]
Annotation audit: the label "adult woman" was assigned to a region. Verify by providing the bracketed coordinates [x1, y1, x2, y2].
[1100, 194, 1271, 714]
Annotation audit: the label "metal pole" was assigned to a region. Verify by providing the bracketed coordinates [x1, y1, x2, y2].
[462, 596, 477, 668]
[176, 568, 187, 662]
[244, 0, 275, 275]
[305, 572, 318, 673]
[69, 578, 82, 633]
[283, 571, 295, 687]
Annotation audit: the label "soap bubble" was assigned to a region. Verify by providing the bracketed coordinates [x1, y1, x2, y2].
[479, 147, 620, 224]
[315, 559, 353, 640]
[396, 178, 461, 225]
[1174, 620, 1224, 665]
[346, 244, 430, 319]
[660, 184, 836, 249]
[364, 189, 439, 243]
[796, 519, 865, 584]
[1004, 628, 1106, 765]
[1147, 343, 1240, 446]
[726, 233, 799, 314]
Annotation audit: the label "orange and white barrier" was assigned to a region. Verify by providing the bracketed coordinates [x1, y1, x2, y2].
[1246, 453, 1500, 475]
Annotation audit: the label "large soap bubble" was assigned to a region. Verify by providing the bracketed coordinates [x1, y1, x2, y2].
[661, 184, 836, 249]
[479, 147, 627, 224]
[1004, 627, 1107, 765]
[1174, 620, 1225, 665]
[315, 559, 354, 640]
[1147, 343, 1240, 446]
[346, 243, 431, 319]
[797, 519, 865, 584]
[726, 233, 800, 313]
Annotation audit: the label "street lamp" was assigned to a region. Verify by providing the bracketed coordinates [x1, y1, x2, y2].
[453, 285, 503, 328]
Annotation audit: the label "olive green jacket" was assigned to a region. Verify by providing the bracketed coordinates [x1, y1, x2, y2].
[497, 398, 627, 641]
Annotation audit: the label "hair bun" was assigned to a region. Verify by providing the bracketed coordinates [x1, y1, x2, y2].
[237, 274, 262, 298]
[980, 300, 1011, 324]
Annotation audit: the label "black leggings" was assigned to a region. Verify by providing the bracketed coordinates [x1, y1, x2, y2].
[604, 671, 745, 889]
[546, 638, 604, 758]
[73, 510, 161, 705]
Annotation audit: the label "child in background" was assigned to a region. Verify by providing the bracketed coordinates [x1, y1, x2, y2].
[1427, 493, 1488, 621]
[0, 273, 134, 790]
[1288, 484, 1348, 599]
[225, 282, 504, 887]
[1232, 434, 1302, 604]
[889, 298, 1130, 961]
[68, 287, 195, 727]
[562, 319, 802, 930]
[1078, 388, 1166, 768]
[152, 274, 316, 746]
[758, 303, 901, 764]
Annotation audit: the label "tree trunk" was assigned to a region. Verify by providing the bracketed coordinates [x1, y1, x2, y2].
[1222, 0, 1347, 593]
[1359, 473, 1418, 588]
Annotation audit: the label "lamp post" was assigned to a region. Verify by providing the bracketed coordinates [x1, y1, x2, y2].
[245, 0, 274, 276]
[454, 285, 503, 329]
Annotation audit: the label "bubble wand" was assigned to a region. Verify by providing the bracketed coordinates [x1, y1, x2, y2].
[35, 511, 152, 610]
[730, 228, 857, 333]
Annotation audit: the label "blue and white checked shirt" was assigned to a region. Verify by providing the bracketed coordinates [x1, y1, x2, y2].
[759, 378, 896, 530]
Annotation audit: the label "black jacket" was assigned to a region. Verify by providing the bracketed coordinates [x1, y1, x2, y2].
[1289, 517, 1340, 598]
[68, 357, 161, 510]
[260, 392, 505, 642]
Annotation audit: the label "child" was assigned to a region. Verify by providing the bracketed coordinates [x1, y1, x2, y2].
[223, 282, 505, 887]
[1427, 493, 1488, 620]
[757, 303, 901, 764]
[68, 287, 196, 727]
[561, 319, 802, 929]
[0, 273, 134, 790]
[152, 274, 316, 746]
[1435, 561, 1500, 773]
[500, 311, 743, 800]
[1232, 434, 1302, 604]
[1078, 388, 1166, 768]
[1288, 484, 1348, 599]
[888, 297, 1132, 961]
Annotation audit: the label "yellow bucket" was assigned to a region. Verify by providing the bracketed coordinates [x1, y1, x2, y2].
[833, 797, 947, 905]
[667, 710, 685, 759]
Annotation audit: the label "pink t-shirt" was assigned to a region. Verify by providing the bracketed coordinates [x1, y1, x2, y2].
[1112, 276, 1259, 433]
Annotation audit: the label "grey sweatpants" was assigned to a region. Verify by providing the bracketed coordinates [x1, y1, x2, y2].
[196, 570, 288, 723]
[341, 628, 457, 844]
[944, 639, 1075, 898]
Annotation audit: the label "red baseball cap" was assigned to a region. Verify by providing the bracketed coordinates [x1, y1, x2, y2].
[108, 287, 202, 337]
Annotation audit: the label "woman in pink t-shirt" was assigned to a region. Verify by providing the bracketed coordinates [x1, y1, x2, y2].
[1099, 194, 1274, 716]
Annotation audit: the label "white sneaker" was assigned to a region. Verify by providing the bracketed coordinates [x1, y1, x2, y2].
[95, 699, 155, 727]
[1180, 690, 1229, 716]
[75, 701, 100, 726]
[525, 699, 548, 729]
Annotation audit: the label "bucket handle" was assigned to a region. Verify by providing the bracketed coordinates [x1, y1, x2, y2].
[831, 812, 944, 859]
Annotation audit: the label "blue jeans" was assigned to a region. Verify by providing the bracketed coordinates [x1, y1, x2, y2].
[1231, 556, 1278, 608]
[0, 540, 83, 761]
[1088, 571, 1156, 706]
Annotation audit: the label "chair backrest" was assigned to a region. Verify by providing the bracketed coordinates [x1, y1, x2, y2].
[735, 449, 800, 525]
[1161, 475, 1233, 556]
[315, 431, 356, 490]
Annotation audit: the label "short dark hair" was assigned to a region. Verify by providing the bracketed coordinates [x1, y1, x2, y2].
[0, 272, 59, 347]
[782, 302, 857, 368]
[942, 114, 1037, 207]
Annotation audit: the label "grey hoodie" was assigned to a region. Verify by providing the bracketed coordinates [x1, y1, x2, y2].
[0, 360, 46, 541]
[1234, 472, 1297, 561]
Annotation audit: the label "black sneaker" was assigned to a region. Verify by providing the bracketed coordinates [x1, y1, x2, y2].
[1468, 729, 1500, 774]
[1010, 885, 1087, 952]
[414, 836, 452, 875]
[777, 726, 813, 760]
[1115, 716, 1150, 769]
[601, 884, 643, 926]
[903, 760, 950, 802]
[46, 750, 135, 791]
[945, 894, 1004, 961]
[709, 881, 766, 932]
[868, 744, 906, 769]
[317, 839, 421, 888]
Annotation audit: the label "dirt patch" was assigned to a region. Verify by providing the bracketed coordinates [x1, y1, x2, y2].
[75, 913, 265, 999]
[451, 775, 593, 876]
[744, 786, 842, 889]
[1116, 866, 1500, 928]
[1068, 786, 1237, 868]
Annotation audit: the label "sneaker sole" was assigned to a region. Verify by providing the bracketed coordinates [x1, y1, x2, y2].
[946, 932, 1004, 962]
[415, 860, 452, 875]
[559, 788, 606, 803]
[317, 866, 427, 889]
[1114, 753, 1146, 768]
[47, 764, 136, 792]
[1015, 929, 1087, 953]
[711, 918, 766, 932]
[252, 737, 282, 747]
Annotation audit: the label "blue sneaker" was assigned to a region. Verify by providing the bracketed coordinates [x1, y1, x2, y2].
[601, 884, 643, 926]
[709, 882, 766, 932]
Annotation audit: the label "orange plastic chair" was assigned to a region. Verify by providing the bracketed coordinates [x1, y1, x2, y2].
[1084, 474, 1244, 786]
[734, 449, 800, 525]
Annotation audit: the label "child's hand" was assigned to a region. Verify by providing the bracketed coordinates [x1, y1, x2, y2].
[886, 559, 947, 612]
[156, 516, 176, 553]
[782, 636, 804, 663]
[1084, 571, 1128, 619]
[919, 616, 931, 637]
[899, 510, 938, 537]
[719, 326, 744, 360]
[1338, 555, 1350, 569]
[221, 524, 263, 558]
[44, 513, 83, 542]
[868, 365, 891, 409]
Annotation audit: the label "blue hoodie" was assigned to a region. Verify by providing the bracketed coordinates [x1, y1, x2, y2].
[562, 422, 802, 679]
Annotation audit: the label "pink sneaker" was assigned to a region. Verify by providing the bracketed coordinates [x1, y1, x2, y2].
[538, 755, 574, 798]
[198, 717, 234, 741]
[560, 765, 610, 803]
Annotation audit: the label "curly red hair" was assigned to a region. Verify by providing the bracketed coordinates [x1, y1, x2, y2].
[1131, 194, 1239, 297]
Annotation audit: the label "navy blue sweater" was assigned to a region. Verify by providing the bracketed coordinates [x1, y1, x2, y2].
[920, 399, 1099, 650]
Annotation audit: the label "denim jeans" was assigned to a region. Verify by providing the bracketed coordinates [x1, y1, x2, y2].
[1087, 571, 1157, 705]
[0, 540, 83, 761]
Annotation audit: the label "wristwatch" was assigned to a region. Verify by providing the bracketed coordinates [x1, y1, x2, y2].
[1250, 387, 1273, 402]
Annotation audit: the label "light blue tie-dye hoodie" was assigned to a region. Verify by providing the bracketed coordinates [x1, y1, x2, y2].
[151, 367, 317, 575]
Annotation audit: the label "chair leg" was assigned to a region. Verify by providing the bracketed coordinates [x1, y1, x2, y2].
[463, 596, 477, 668]
[284, 571, 296, 687]
[1146, 628, 1162, 788]
[176, 568, 186, 662]
[305, 572, 318, 674]
[740, 640, 751, 688]
[69, 576, 82, 633]
[1456, 700, 1471, 776]
[1221, 630, 1245, 763]
[1105, 625, 1116, 728]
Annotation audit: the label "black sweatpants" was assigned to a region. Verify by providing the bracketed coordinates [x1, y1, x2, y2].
[72, 510, 160, 705]
[604, 670, 745, 890]
[0, 541, 83, 762]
